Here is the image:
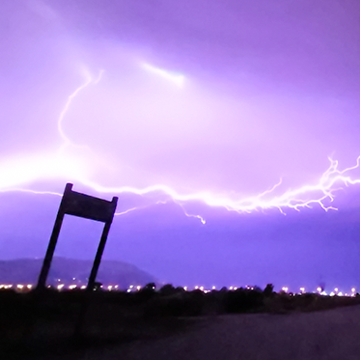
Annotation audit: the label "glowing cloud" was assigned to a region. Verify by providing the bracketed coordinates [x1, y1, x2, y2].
[1, 65, 360, 225]
[141, 62, 185, 87]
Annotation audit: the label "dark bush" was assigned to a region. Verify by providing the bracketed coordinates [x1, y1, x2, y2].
[159, 284, 177, 296]
[144, 282, 156, 290]
[223, 289, 264, 313]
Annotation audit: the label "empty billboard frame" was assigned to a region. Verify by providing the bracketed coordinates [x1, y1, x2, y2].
[37, 183, 118, 290]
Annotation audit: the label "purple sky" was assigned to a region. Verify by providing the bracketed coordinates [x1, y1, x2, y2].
[1, 0, 360, 291]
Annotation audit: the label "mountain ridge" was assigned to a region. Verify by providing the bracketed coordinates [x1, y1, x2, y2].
[0, 257, 157, 288]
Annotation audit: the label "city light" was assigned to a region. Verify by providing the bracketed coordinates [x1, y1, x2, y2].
[0, 282, 358, 295]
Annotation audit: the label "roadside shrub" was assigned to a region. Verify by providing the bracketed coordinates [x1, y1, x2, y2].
[223, 289, 264, 313]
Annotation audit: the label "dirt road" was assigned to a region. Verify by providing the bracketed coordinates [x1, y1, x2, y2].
[38, 305, 360, 360]
[95, 306, 360, 360]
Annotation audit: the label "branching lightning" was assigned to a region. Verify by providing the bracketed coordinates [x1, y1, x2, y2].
[1, 64, 360, 225]
[75, 155, 360, 221]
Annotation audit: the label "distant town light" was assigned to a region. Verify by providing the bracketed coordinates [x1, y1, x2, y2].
[352, 288, 356, 293]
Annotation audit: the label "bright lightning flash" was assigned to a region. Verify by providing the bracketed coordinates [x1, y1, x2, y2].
[1, 65, 360, 225]
[76, 155, 360, 220]
[141, 62, 185, 87]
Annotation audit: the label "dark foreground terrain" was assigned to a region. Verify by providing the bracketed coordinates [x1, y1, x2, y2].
[112, 306, 360, 360]
[1, 286, 360, 359]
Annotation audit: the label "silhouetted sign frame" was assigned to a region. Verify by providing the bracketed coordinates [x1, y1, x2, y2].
[37, 183, 118, 290]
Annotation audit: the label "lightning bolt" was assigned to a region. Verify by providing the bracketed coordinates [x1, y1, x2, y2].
[1, 66, 360, 225]
[73, 155, 360, 221]
[58, 68, 104, 151]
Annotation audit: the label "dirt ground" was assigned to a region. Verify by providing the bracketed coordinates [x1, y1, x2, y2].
[51, 304, 360, 360]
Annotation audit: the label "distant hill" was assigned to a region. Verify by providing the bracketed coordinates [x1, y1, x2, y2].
[0, 257, 157, 288]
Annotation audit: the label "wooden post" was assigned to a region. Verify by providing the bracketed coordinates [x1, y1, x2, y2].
[87, 197, 118, 291]
[36, 183, 118, 338]
[37, 183, 73, 289]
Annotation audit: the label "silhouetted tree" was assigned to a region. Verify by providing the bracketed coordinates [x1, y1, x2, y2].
[263, 283, 274, 297]
[144, 282, 156, 290]
[159, 284, 176, 296]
